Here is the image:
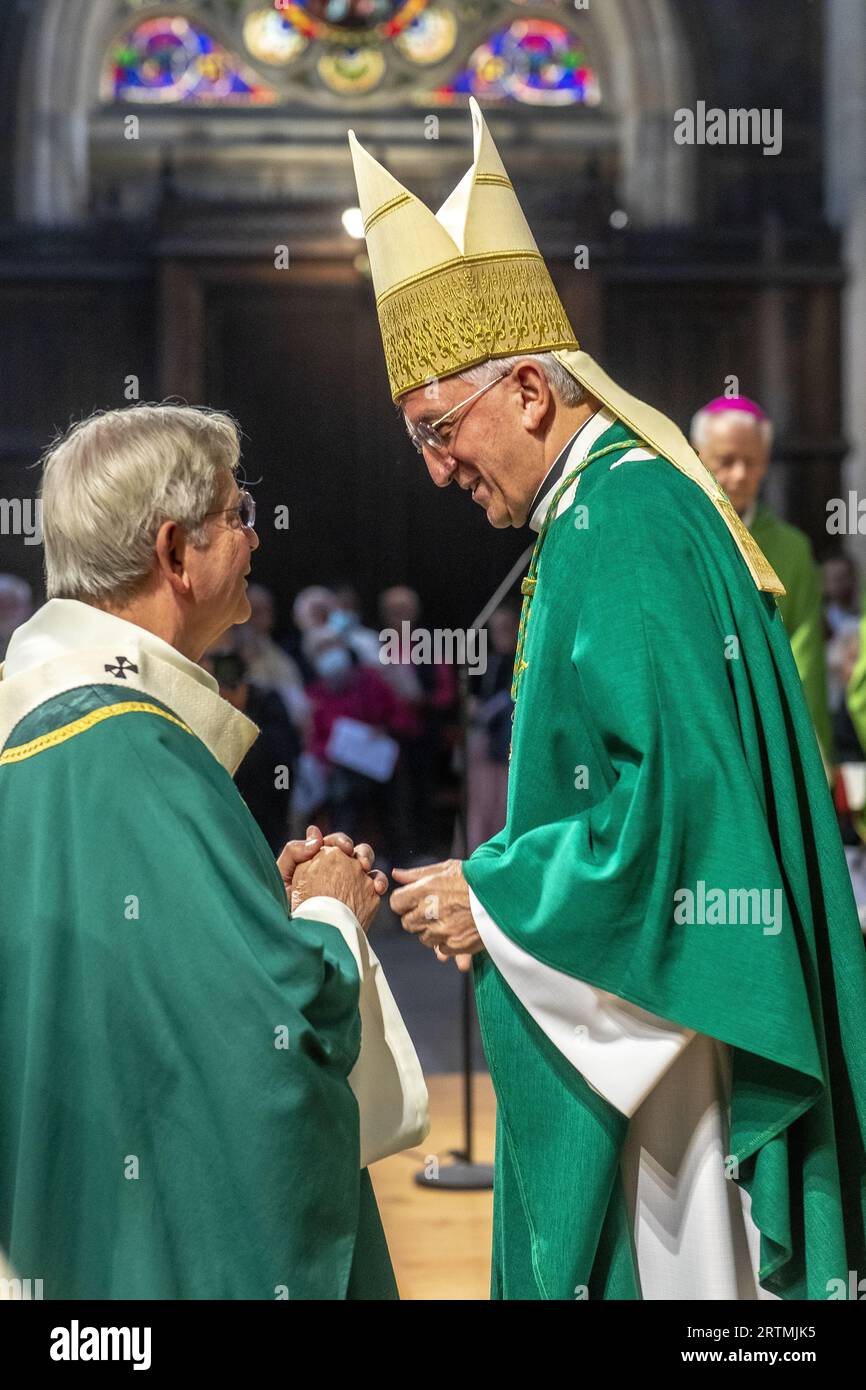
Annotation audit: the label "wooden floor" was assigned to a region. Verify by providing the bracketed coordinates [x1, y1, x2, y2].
[370, 1072, 496, 1300]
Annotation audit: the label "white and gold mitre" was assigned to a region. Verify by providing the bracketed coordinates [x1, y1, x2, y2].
[348, 101, 784, 596]
[347, 98, 578, 401]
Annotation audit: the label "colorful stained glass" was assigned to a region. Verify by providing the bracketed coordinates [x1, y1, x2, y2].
[317, 45, 386, 91]
[104, 15, 278, 103]
[243, 8, 308, 64]
[275, 0, 427, 45]
[304, 0, 399, 28]
[436, 19, 600, 106]
[394, 6, 457, 65]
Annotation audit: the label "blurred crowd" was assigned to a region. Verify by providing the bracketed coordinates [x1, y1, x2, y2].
[6, 392, 866, 910]
[4, 537, 866, 899]
[210, 580, 461, 866]
[0, 570, 519, 870]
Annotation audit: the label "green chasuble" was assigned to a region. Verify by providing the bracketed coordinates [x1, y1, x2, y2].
[463, 419, 866, 1301]
[0, 681, 397, 1300]
[748, 502, 833, 761]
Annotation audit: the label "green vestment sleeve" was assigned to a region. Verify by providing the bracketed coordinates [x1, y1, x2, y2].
[0, 685, 396, 1299]
[464, 448, 866, 1298]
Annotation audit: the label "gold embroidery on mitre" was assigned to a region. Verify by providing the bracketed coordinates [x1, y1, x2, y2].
[379, 251, 578, 398]
[364, 192, 412, 236]
[474, 174, 513, 190]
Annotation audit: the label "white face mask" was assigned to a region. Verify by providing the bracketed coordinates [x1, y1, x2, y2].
[315, 647, 352, 683]
[327, 609, 355, 636]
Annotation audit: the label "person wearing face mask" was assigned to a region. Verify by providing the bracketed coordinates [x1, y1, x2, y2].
[328, 584, 383, 670]
[304, 628, 402, 845]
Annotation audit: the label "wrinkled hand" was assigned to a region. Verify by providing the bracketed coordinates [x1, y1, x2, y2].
[390, 858, 483, 972]
[291, 844, 386, 934]
[278, 826, 388, 935]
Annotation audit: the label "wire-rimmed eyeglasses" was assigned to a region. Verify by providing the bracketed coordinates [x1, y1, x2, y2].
[405, 370, 510, 459]
[203, 489, 257, 531]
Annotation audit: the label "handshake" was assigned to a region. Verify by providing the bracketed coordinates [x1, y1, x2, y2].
[278, 826, 484, 970]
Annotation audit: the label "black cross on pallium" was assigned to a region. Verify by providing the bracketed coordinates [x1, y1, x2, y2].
[104, 656, 139, 679]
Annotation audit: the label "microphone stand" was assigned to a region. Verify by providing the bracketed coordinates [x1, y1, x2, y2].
[414, 543, 533, 1191]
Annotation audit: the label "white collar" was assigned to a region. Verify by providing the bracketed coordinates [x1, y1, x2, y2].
[0, 599, 258, 777]
[3, 598, 218, 692]
[528, 407, 618, 533]
[741, 501, 758, 530]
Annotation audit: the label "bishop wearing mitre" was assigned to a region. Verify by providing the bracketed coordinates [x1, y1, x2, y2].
[350, 100, 866, 1300]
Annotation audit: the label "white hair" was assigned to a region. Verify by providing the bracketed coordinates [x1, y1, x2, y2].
[40, 403, 242, 604]
[690, 407, 774, 453]
[458, 352, 586, 407]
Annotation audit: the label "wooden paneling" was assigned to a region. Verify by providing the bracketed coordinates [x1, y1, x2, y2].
[0, 276, 155, 593]
[194, 260, 531, 631]
[0, 258, 843, 609]
[603, 278, 843, 552]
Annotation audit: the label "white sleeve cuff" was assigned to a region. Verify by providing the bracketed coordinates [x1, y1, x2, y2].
[294, 896, 429, 1167]
[293, 894, 364, 949]
[468, 886, 694, 1117]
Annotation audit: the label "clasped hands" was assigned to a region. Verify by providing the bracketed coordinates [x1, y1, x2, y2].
[278, 826, 387, 933]
[278, 830, 484, 970]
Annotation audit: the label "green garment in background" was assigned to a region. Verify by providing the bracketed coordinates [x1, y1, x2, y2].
[749, 501, 833, 760]
[0, 683, 397, 1299]
[464, 420, 866, 1300]
[845, 607, 866, 756]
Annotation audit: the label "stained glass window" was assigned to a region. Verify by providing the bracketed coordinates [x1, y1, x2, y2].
[435, 19, 600, 106]
[276, 0, 428, 41]
[317, 46, 387, 93]
[101, 5, 600, 106]
[103, 15, 279, 104]
[394, 6, 458, 66]
[243, 9, 308, 65]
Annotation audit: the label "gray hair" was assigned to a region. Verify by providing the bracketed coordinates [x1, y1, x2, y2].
[458, 352, 586, 407]
[690, 406, 773, 453]
[40, 404, 242, 604]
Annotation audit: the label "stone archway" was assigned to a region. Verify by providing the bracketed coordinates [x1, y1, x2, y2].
[584, 0, 697, 226]
[13, 0, 697, 228]
[14, 0, 119, 225]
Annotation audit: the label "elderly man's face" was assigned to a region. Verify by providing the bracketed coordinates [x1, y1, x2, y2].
[189, 477, 259, 640]
[698, 415, 771, 517]
[399, 367, 547, 529]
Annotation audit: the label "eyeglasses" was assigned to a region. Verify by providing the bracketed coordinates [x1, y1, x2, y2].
[203, 489, 256, 531]
[406, 370, 510, 459]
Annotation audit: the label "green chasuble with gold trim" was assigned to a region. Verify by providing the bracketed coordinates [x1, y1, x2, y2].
[0, 682, 397, 1300]
[464, 420, 866, 1300]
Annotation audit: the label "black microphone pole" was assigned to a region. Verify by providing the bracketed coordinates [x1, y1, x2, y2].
[415, 544, 533, 1191]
